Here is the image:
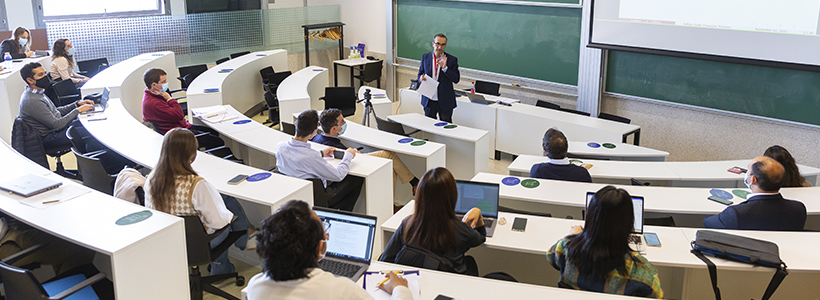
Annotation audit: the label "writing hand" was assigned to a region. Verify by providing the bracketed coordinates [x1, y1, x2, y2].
[378, 271, 408, 294]
[321, 147, 336, 158]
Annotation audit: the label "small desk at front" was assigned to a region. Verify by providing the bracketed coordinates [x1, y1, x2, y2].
[383, 201, 820, 300]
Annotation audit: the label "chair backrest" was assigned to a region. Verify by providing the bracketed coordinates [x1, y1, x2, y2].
[263, 90, 278, 107]
[281, 122, 296, 135]
[374, 115, 408, 137]
[267, 71, 292, 89]
[77, 58, 109, 78]
[181, 216, 239, 267]
[556, 107, 591, 116]
[51, 79, 81, 106]
[535, 100, 560, 110]
[475, 80, 501, 96]
[393, 244, 456, 273]
[259, 66, 275, 83]
[178, 64, 208, 89]
[215, 57, 230, 65]
[308, 178, 330, 208]
[0, 261, 51, 300]
[322, 87, 357, 116]
[230, 51, 251, 59]
[598, 112, 632, 124]
[12, 116, 50, 169]
[359, 60, 383, 82]
[72, 148, 115, 195]
[66, 124, 97, 154]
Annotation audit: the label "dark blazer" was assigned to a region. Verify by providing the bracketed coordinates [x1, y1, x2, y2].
[417, 51, 460, 111]
[703, 193, 807, 231]
[311, 134, 346, 149]
[530, 162, 593, 183]
[0, 39, 27, 59]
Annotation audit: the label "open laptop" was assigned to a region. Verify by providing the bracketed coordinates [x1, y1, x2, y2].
[464, 92, 495, 105]
[30, 50, 49, 58]
[0, 174, 62, 197]
[455, 180, 500, 237]
[82, 87, 109, 114]
[314, 207, 377, 281]
[585, 192, 646, 253]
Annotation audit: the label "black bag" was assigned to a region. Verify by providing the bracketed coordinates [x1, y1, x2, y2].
[690, 230, 788, 300]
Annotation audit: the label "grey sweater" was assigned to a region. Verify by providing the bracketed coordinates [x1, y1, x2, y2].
[19, 89, 79, 136]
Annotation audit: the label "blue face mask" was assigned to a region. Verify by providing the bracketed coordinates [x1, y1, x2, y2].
[339, 122, 347, 135]
[18, 39, 27, 46]
[161, 83, 169, 92]
[67, 47, 76, 56]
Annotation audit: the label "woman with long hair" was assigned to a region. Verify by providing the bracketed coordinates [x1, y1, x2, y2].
[50, 38, 89, 87]
[379, 167, 486, 275]
[144, 128, 255, 275]
[547, 185, 662, 298]
[0, 27, 34, 59]
[764, 145, 812, 187]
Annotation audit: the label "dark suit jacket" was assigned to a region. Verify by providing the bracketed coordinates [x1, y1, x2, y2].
[417, 51, 460, 111]
[1, 39, 27, 59]
[703, 193, 807, 231]
[311, 134, 346, 149]
[530, 162, 593, 183]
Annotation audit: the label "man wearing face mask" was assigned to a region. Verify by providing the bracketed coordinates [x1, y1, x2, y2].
[18, 62, 94, 150]
[703, 156, 806, 231]
[313, 109, 419, 197]
[275, 110, 363, 211]
[418, 33, 460, 122]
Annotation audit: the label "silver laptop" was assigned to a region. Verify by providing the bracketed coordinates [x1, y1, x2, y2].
[314, 207, 377, 281]
[455, 180, 499, 237]
[0, 174, 62, 197]
[82, 87, 109, 114]
[30, 50, 49, 58]
[464, 92, 495, 105]
[585, 192, 646, 253]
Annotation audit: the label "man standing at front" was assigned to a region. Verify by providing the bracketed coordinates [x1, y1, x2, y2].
[418, 33, 460, 122]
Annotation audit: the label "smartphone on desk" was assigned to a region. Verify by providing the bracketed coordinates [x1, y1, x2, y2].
[511, 217, 527, 232]
[644, 232, 661, 247]
[333, 150, 345, 159]
[227, 174, 248, 185]
[708, 196, 733, 205]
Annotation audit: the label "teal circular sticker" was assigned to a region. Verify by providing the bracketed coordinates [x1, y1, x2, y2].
[732, 189, 751, 199]
[520, 179, 540, 188]
[443, 125, 458, 129]
[602, 143, 616, 149]
[569, 159, 584, 164]
[410, 141, 426, 146]
[116, 210, 152, 225]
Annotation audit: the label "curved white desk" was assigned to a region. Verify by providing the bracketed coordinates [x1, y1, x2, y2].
[0, 56, 52, 143]
[186, 49, 288, 116]
[566, 141, 669, 161]
[508, 155, 820, 187]
[277, 66, 329, 125]
[0, 140, 189, 299]
[81, 51, 179, 120]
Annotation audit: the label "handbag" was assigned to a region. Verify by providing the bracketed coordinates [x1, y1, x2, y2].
[690, 230, 788, 300]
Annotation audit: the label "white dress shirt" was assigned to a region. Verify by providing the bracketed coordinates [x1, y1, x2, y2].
[246, 268, 411, 300]
[144, 176, 233, 234]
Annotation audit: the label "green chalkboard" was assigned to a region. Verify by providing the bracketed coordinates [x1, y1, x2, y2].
[397, 0, 581, 85]
[606, 51, 820, 126]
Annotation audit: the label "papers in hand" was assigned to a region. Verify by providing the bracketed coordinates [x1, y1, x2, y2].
[417, 77, 439, 99]
[363, 271, 421, 300]
[191, 105, 240, 123]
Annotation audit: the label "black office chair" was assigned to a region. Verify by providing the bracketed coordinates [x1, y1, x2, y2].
[182, 216, 245, 300]
[280, 122, 296, 135]
[72, 148, 117, 195]
[474, 80, 501, 96]
[389, 244, 480, 276]
[67, 125, 136, 175]
[319, 87, 357, 117]
[264, 71, 291, 94]
[352, 60, 384, 88]
[178, 64, 209, 89]
[215, 57, 230, 65]
[76, 58, 109, 78]
[374, 115, 421, 137]
[229, 51, 250, 59]
[556, 107, 591, 116]
[262, 91, 280, 127]
[49, 79, 82, 107]
[598, 112, 631, 124]
[259, 66, 275, 90]
[535, 100, 560, 110]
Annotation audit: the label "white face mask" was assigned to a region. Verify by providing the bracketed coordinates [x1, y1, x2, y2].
[744, 172, 752, 190]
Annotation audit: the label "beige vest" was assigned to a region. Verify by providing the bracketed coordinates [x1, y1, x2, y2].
[167, 175, 205, 217]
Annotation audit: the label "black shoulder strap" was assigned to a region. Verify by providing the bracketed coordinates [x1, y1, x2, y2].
[692, 249, 721, 300]
[761, 264, 788, 300]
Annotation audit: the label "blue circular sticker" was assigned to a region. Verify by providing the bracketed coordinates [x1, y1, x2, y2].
[501, 177, 521, 186]
[710, 189, 733, 200]
[434, 122, 448, 126]
[247, 173, 272, 182]
[587, 142, 601, 148]
[256, 54, 266, 56]
[398, 138, 414, 144]
[233, 120, 252, 125]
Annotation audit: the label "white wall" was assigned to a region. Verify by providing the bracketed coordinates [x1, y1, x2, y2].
[308, 0, 387, 54]
[6, 1, 36, 29]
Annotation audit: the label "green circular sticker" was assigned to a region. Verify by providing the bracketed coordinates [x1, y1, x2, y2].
[116, 210, 152, 225]
[443, 125, 458, 129]
[569, 159, 583, 164]
[410, 141, 427, 146]
[602, 143, 616, 149]
[520, 179, 540, 188]
[732, 189, 751, 199]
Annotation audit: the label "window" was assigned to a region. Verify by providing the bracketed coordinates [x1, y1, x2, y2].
[33, 0, 166, 27]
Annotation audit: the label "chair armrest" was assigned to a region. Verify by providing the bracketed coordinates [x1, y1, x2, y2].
[2, 243, 48, 265]
[77, 70, 88, 75]
[49, 273, 107, 300]
[171, 96, 187, 101]
[85, 149, 108, 158]
[168, 88, 186, 95]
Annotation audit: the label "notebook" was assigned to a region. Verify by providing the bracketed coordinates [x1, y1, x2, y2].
[585, 192, 646, 252]
[0, 174, 62, 197]
[82, 87, 109, 114]
[455, 180, 500, 237]
[314, 207, 378, 281]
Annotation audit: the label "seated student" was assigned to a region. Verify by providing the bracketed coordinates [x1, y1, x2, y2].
[764, 145, 812, 187]
[380, 167, 485, 275]
[313, 109, 420, 195]
[530, 128, 592, 182]
[1, 27, 34, 59]
[144, 128, 256, 275]
[246, 200, 411, 300]
[50, 39, 89, 87]
[547, 186, 663, 298]
[276, 110, 363, 211]
[704, 156, 807, 231]
[18, 62, 94, 150]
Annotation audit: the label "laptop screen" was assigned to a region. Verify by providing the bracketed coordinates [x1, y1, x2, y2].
[585, 192, 644, 233]
[101, 87, 110, 107]
[314, 207, 377, 263]
[455, 181, 499, 218]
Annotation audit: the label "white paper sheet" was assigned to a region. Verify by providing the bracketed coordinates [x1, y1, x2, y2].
[363, 271, 421, 300]
[417, 77, 439, 99]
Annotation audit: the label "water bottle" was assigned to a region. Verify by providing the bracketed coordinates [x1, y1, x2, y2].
[3, 52, 11, 70]
[349, 47, 357, 59]
[471, 81, 476, 94]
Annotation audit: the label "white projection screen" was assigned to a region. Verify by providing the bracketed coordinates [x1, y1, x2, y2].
[589, 0, 820, 69]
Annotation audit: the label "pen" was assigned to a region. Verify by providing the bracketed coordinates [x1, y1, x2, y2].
[88, 118, 107, 121]
[377, 270, 403, 286]
[42, 200, 59, 204]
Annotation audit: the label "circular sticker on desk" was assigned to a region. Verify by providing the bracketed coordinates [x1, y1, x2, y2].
[410, 141, 427, 146]
[116, 210, 152, 226]
[247, 173, 272, 182]
[374, 94, 386, 97]
[313, 69, 324, 72]
[587, 142, 601, 148]
[520, 179, 540, 189]
[398, 138, 414, 144]
[709, 189, 733, 200]
[602, 143, 617, 149]
[443, 125, 458, 129]
[233, 120, 252, 125]
[569, 159, 584, 165]
[501, 177, 521, 186]
[732, 189, 751, 199]
[434, 122, 448, 126]
[256, 54, 266, 56]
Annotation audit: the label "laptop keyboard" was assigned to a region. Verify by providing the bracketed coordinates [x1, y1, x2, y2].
[317, 259, 360, 278]
[485, 219, 495, 229]
[629, 234, 643, 244]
